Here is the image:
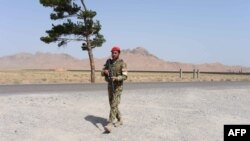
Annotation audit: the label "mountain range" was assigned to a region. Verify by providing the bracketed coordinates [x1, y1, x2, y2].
[0, 47, 249, 72]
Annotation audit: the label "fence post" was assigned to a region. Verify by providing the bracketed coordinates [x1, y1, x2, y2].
[193, 69, 196, 79]
[179, 69, 182, 78]
[197, 69, 200, 79]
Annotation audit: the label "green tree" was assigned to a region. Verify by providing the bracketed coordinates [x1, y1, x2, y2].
[40, 0, 105, 83]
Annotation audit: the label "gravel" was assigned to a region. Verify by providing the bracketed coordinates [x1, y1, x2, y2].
[0, 82, 250, 141]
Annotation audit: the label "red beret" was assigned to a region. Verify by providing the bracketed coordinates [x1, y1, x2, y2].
[111, 46, 121, 52]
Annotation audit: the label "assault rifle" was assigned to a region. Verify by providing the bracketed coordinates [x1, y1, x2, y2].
[107, 59, 115, 93]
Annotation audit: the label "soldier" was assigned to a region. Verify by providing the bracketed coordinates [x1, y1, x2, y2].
[101, 46, 128, 133]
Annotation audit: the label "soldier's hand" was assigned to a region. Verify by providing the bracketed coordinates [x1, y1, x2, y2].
[103, 69, 109, 76]
[111, 77, 118, 81]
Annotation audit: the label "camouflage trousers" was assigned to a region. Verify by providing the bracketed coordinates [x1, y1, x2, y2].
[108, 85, 123, 123]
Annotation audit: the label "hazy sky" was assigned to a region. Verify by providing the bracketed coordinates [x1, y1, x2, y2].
[0, 0, 249, 66]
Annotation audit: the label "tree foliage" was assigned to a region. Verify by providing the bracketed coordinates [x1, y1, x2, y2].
[40, 0, 105, 83]
[40, 0, 105, 50]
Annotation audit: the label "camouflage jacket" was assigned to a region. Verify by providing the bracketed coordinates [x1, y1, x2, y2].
[101, 58, 128, 85]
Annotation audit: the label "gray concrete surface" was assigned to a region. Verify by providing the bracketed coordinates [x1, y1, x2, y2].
[1, 81, 250, 94]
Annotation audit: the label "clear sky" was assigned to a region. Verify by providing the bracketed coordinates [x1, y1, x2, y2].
[0, 0, 249, 66]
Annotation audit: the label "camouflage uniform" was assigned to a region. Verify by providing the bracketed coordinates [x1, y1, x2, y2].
[102, 58, 128, 123]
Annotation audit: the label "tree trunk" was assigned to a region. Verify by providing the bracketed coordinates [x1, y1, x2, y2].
[87, 48, 95, 83]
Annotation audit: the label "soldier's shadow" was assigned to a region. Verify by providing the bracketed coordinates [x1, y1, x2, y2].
[85, 115, 109, 131]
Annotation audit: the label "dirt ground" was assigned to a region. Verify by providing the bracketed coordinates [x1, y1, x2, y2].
[1, 70, 250, 85]
[0, 83, 250, 141]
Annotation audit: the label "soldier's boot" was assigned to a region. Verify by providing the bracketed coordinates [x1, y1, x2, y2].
[114, 119, 123, 127]
[104, 122, 113, 133]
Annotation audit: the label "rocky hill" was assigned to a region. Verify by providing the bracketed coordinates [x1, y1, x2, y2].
[0, 47, 249, 72]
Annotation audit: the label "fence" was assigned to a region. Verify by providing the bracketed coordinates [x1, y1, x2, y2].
[68, 69, 250, 79]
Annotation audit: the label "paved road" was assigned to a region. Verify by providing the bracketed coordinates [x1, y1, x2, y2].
[0, 81, 250, 94]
